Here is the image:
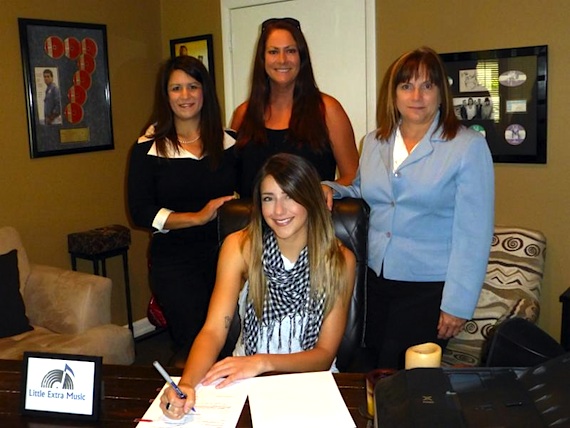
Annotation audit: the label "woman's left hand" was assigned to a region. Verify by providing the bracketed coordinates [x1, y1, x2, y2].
[437, 311, 466, 340]
[196, 195, 236, 224]
[201, 355, 265, 388]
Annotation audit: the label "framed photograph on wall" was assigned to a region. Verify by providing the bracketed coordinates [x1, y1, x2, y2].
[18, 18, 114, 158]
[170, 34, 215, 85]
[440, 45, 547, 163]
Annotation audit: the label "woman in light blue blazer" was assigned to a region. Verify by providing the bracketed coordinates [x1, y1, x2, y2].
[324, 47, 494, 369]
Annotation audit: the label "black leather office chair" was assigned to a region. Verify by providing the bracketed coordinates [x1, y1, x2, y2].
[483, 317, 565, 367]
[217, 197, 370, 372]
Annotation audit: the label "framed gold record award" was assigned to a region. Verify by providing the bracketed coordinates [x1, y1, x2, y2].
[18, 18, 114, 158]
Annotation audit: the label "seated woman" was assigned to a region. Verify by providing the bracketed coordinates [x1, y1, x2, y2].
[159, 153, 356, 419]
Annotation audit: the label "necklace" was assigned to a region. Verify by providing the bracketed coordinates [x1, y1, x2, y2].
[178, 134, 200, 144]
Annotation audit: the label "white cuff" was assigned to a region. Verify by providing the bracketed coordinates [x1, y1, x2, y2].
[152, 208, 173, 233]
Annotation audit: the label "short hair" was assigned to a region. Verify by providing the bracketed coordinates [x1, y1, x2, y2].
[146, 55, 224, 168]
[376, 46, 460, 141]
[43, 69, 53, 77]
[245, 153, 347, 317]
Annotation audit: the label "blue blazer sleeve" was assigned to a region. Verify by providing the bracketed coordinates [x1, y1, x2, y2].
[441, 132, 494, 319]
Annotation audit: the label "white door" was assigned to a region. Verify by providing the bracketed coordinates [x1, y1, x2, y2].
[220, 0, 376, 145]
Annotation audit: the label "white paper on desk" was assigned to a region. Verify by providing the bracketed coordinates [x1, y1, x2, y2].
[248, 371, 356, 428]
[136, 376, 250, 428]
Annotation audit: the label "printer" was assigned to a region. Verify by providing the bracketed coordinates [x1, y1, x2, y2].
[374, 352, 570, 427]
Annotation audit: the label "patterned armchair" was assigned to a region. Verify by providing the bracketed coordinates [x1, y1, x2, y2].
[442, 226, 546, 367]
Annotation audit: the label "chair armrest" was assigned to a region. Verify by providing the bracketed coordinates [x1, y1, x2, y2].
[497, 296, 540, 323]
[54, 324, 136, 365]
[23, 264, 112, 334]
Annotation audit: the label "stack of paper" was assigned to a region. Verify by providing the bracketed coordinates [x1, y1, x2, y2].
[137, 371, 355, 428]
[248, 371, 356, 428]
[136, 377, 249, 428]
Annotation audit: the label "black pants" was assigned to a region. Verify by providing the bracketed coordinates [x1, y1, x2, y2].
[365, 267, 448, 369]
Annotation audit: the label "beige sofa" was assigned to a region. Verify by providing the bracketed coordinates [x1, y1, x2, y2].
[0, 226, 135, 365]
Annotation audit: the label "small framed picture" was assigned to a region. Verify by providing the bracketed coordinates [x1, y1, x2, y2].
[170, 34, 215, 85]
[20, 352, 102, 421]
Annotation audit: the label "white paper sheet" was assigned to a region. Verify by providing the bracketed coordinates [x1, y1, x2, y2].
[248, 371, 356, 428]
[136, 377, 250, 428]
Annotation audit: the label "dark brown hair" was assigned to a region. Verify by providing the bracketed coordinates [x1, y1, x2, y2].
[144, 55, 224, 168]
[236, 19, 330, 152]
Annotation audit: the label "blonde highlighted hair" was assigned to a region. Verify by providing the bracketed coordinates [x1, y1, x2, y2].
[244, 153, 348, 318]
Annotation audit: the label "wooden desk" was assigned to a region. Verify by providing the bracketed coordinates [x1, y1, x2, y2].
[0, 360, 370, 427]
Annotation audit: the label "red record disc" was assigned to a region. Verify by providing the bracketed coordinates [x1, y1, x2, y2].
[73, 70, 92, 90]
[81, 37, 98, 57]
[44, 36, 64, 59]
[67, 85, 87, 105]
[77, 54, 96, 74]
[64, 37, 81, 60]
[64, 102, 84, 124]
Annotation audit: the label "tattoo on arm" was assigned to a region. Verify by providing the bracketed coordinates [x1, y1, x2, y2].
[224, 316, 232, 330]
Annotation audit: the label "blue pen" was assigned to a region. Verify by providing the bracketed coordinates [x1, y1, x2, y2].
[152, 361, 196, 413]
[153, 360, 187, 399]
[154, 360, 201, 413]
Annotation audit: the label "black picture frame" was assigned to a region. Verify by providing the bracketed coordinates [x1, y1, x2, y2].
[440, 45, 547, 163]
[170, 34, 215, 85]
[20, 351, 102, 421]
[18, 18, 114, 158]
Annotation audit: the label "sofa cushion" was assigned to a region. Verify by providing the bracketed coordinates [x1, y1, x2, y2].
[0, 226, 31, 293]
[0, 324, 135, 365]
[0, 249, 33, 338]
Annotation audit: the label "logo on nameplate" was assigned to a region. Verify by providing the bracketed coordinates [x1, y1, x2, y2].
[20, 352, 102, 421]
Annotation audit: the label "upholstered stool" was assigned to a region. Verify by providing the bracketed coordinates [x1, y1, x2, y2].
[67, 224, 134, 335]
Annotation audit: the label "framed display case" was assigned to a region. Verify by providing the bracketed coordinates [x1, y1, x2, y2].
[441, 45, 547, 163]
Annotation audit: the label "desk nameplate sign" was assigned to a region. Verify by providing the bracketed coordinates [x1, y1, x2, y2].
[20, 352, 102, 421]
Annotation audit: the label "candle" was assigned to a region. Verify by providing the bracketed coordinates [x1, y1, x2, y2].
[365, 368, 396, 417]
[405, 342, 442, 370]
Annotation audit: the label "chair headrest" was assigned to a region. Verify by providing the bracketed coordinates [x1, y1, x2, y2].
[217, 198, 369, 261]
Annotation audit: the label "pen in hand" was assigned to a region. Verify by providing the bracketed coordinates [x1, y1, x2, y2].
[153, 360, 196, 412]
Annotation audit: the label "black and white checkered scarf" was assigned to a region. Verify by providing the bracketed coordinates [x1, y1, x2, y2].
[243, 230, 325, 356]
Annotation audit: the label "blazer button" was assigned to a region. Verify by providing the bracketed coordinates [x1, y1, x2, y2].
[386, 232, 392, 238]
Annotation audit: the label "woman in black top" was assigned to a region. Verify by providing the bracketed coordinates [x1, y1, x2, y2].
[127, 56, 237, 362]
[229, 17, 359, 198]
